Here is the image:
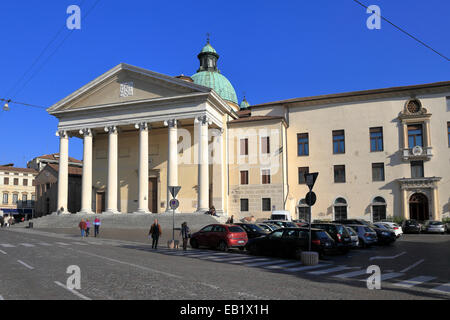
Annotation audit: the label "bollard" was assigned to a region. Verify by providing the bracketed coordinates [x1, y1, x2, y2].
[301, 251, 319, 266]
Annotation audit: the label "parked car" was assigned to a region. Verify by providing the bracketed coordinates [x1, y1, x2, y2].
[293, 219, 309, 227]
[335, 219, 396, 245]
[234, 223, 269, 239]
[343, 226, 359, 248]
[423, 221, 447, 234]
[402, 219, 422, 234]
[375, 222, 403, 238]
[190, 224, 248, 251]
[262, 220, 298, 228]
[270, 210, 292, 221]
[257, 223, 279, 232]
[348, 224, 378, 248]
[310, 223, 352, 253]
[245, 227, 336, 259]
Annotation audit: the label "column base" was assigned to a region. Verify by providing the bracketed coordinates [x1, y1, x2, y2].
[78, 210, 95, 215]
[102, 210, 121, 215]
[133, 209, 152, 214]
[51, 211, 71, 215]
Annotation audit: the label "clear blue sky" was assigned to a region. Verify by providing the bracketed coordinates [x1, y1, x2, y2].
[0, 0, 449, 167]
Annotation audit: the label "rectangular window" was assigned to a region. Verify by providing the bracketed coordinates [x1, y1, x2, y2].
[240, 138, 248, 156]
[13, 178, 18, 186]
[261, 137, 270, 154]
[22, 194, 27, 202]
[12, 194, 18, 204]
[240, 171, 249, 185]
[261, 169, 271, 184]
[447, 122, 450, 147]
[372, 163, 385, 181]
[333, 130, 345, 154]
[31, 195, 36, 201]
[240, 199, 249, 212]
[297, 133, 309, 156]
[298, 167, 309, 184]
[262, 198, 271, 211]
[411, 161, 424, 178]
[334, 165, 346, 183]
[370, 127, 383, 152]
[2, 193, 8, 204]
[408, 124, 423, 148]
[4, 177, 9, 185]
[23, 179, 28, 186]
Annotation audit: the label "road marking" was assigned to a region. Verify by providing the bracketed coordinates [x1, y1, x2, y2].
[400, 259, 425, 273]
[308, 266, 355, 275]
[0, 244, 15, 248]
[394, 276, 437, 288]
[209, 255, 255, 262]
[369, 251, 406, 261]
[231, 257, 271, 264]
[38, 242, 52, 246]
[245, 259, 292, 267]
[55, 242, 70, 246]
[381, 272, 404, 281]
[19, 243, 35, 247]
[72, 242, 88, 246]
[333, 269, 367, 279]
[264, 261, 302, 269]
[0, 249, 7, 255]
[54, 281, 92, 300]
[430, 283, 450, 295]
[285, 264, 330, 272]
[17, 260, 34, 270]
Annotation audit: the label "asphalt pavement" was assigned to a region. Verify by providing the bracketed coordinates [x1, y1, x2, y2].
[0, 228, 448, 300]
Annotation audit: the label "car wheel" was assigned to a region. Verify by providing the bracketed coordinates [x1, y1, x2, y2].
[239, 246, 245, 251]
[294, 249, 302, 260]
[218, 240, 228, 252]
[190, 239, 198, 249]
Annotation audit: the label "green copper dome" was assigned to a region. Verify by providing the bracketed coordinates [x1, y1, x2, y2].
[192, 41, 238, 104]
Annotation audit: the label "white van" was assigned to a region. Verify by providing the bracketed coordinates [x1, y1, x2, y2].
[270, 210, 292, 221]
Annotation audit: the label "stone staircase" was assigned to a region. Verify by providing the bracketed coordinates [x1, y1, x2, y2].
[12, 212, 226, 231]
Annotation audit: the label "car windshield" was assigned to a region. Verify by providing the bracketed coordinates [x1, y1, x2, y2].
[427, 221, 442, 226]
[375, 224, 388, 229]
[313, 231, 332, 240]
[345, 227, 356, 236]
[336, 225, 347, 235]
[228, 226, 245, 233]
[405, 220, 417, 225]
[364, 227, 375, 233]
[242, 224, 265, 232]
[284, 222, 298, 228]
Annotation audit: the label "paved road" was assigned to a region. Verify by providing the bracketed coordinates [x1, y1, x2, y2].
[0, 228, 448, 300]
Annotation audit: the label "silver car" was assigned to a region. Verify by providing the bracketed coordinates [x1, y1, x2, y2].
[423, 221, 447, 234]
[348, 224, 378, 248]
[344, 226, 359, 248]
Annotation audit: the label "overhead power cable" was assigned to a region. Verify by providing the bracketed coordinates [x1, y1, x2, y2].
[353, 0, 449, 62]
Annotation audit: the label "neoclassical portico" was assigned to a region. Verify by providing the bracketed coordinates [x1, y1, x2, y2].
[48, 63, 238, 215]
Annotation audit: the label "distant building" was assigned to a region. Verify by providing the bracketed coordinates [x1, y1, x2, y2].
[27, 153, 82, 172]
[34, 164, 82, 217]
[0, 165, 38, 217]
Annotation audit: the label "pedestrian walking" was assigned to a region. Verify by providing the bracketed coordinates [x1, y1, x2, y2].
[94, 217, 101, 237]
[85, 219, 91, 237]
[180, 222, 190, 251]
[149, 219, 162, 249]
[79, 219, 87, 237]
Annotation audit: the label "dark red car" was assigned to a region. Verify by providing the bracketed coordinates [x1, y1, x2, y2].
[190, 224, 248, 251]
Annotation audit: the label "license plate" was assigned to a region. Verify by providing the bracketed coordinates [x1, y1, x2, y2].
[238, 240, 244, 244]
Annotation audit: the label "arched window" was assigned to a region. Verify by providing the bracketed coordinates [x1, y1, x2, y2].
[334, 197, 347, 220]
[372, 196, 386, 222]
[297, 199, 310, 221]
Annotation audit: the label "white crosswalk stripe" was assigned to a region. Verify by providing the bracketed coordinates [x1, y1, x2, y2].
[308, 266, 355, 275]
[285, 264, 331, 272]
[333, 269, 367, 279]
[430, 283, 450, 295]
[264, 261, 302, 269]
[55, 242, 70, 246]
[359, 272, 404, 282]
[0, 244, 15, 248]
[245, 259, 290, 267]
[394, 276, 437, 288]
[19, 243, 35, 247]
[38, 242, 52, 246]
[72, 242, 88, 246]
[230, 257, 271, 265]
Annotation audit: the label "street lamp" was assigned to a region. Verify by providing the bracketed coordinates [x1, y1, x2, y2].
[3, 99, 11, 111]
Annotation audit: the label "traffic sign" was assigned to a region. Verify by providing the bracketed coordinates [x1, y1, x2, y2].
[304, 172, 319, 190]
[305, 191, 317, 206]
[169, 198, 179, 210]
[168, 186, 181, 198]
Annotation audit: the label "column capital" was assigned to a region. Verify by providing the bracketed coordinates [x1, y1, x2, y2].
[104, 125, 118, 133]
[164, 119, 178, 128]
[195, 115, 211, 125]
[134, 122, 150, 131]
[79, 128, 93, 137]
[56, 130, 68, 138]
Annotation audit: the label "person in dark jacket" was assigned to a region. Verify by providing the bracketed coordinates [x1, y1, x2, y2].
[149, 219, 162, 249]
[180, 222, 190, 251]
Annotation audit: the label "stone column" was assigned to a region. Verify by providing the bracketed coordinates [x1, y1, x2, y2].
[197, 116, 210, 213]
[57, 130, 69, 214]
[401, 188, 409, 220]
[79, 128, 93, 214]
[402, 122, 408, 148]
[432, 187, 440, 221]
[211, 128, 224, 215]
[105, 126, 119, 214]
[423, 120, 431, 147]
[136, 122, 150, 214]
[165, 119, 178, 211]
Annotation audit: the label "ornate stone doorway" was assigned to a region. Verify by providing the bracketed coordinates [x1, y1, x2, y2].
[409, 193, 429, 221]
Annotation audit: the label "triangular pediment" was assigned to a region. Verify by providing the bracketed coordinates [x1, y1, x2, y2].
[48, 64, 210, 113]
